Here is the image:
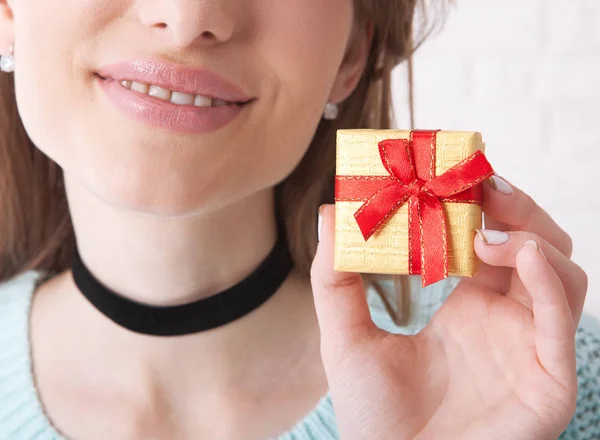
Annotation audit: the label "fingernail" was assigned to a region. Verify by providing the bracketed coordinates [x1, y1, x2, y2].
[317, 204, 325, 242]
[476, 229, 510, 245]
[524, 240, 547, 261]
[488, 175, 513, 195]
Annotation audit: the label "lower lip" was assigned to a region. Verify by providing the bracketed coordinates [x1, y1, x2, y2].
[97, 76, 249, 134]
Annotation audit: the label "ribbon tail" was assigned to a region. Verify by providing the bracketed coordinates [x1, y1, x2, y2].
[408, 195, 421, 276]
[419, 191, 448, 287]
[354, 182, 412, 241]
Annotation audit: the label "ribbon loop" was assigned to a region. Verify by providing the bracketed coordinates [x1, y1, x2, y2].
[378, 139, 415, 184]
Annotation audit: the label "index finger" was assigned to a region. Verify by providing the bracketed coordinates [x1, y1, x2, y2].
[482, 175, 573, 258]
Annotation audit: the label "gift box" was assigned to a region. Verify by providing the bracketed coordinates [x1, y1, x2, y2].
[334, 129, 494, 287]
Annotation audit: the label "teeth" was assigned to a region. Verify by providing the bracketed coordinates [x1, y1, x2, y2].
[194, 95, 212, 107]
[170, 91, 196, 105]
[118, 80, 234, 107]
[130, 81, 149, 94]
[148, 85, 171, 101]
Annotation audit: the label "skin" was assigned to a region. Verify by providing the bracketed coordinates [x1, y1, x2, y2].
[0, 0, 371, 439]
[0, 1, 588, 440]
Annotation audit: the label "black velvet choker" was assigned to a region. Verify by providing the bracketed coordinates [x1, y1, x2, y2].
[71, 201, 294, 337]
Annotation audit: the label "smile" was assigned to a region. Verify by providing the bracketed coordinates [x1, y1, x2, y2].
[97, 74, 254, 134]
[96, 74, 249, 109]
[95, 59, 256, 133]
[118, 79, 238, 108]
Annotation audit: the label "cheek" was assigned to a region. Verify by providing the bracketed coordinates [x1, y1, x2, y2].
[246, 0, 353, 179]
[266, 0, 352, 105]
[12, 0, 117, 162]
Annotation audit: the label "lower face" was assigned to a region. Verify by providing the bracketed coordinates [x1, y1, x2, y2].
[12, 0, 354, 216]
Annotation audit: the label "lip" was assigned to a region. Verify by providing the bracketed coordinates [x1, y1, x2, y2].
[98, 75, 252, 134]
[96, 58, 254, 103]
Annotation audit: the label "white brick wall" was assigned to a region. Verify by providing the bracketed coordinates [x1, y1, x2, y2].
[391, 0, 600, 319]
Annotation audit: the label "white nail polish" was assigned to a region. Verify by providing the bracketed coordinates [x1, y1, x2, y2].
[477, 229, 510, 245]
[317, 210, 323, 242]
[489, 175, 513, 195]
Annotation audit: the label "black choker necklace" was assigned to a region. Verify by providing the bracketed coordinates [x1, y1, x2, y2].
[71, 202, 294, 337]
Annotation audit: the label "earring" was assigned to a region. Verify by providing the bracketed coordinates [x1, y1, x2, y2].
[0, 45, 15, 73]
[323, 102, 339, 120]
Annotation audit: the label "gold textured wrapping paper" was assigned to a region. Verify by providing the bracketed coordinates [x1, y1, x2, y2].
[334, 129, 488, 280]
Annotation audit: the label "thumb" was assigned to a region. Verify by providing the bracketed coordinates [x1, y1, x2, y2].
[310, 204, 377, 353]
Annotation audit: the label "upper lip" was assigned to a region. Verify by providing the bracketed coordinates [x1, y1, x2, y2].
[97, 59, 255, 103]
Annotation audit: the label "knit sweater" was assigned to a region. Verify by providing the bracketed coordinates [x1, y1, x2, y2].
[1, 270, 599, 440]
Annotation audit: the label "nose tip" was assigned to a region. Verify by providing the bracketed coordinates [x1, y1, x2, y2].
[139, 2, 236, 49]
[151, 22, 222, 46]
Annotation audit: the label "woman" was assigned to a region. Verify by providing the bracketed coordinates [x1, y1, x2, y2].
[0, 0, 598, 439]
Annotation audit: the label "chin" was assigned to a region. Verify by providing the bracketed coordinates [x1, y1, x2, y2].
[64, 163, 221, 218]
[108, 197, 211, 218]
[102, 183, 220, 218]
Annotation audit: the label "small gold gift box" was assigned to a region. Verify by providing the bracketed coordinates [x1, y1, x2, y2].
[333, 129, 493, 287]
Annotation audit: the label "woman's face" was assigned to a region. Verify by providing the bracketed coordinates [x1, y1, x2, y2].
[1, 0, 370, 216]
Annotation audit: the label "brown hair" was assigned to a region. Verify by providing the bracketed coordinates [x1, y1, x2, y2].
[0, 1, 447, 323]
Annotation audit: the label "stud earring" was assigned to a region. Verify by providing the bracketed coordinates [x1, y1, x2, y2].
[323, 102, 339, 120]
[0, 45, 15, 73]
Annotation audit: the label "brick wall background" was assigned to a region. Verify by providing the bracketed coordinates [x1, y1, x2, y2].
[391, 0, 600, 319]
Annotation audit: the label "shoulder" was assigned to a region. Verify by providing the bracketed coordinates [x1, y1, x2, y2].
[0, 269, 42, 330]
[0, 270, 56, 440]
[559, 318, 600, 439]
[0, 269, 42, 303]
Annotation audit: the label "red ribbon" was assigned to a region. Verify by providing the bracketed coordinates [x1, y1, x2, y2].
[335, 130, 494, 287]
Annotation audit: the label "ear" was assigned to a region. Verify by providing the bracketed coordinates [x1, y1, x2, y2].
[328, 19, 375, 104]
[0, 0, 15, 55]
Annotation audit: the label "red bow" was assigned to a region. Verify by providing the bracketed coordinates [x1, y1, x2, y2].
[335, 130, 494, 287]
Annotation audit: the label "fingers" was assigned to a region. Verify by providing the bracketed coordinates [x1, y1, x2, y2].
[310, 204, 378, 356]
[482, 175, 573, 258]
[474, 230, 588, 325]
[515, 241, 577, 389]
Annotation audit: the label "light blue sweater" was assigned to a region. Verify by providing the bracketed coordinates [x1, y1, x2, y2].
[1, 270, 599, 440]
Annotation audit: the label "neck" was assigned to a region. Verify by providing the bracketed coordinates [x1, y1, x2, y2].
[65, 173, 279, 306]
[46, 173, 321, 392]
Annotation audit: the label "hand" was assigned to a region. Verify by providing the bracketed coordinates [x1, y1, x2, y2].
[310, 176, 588, 440]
